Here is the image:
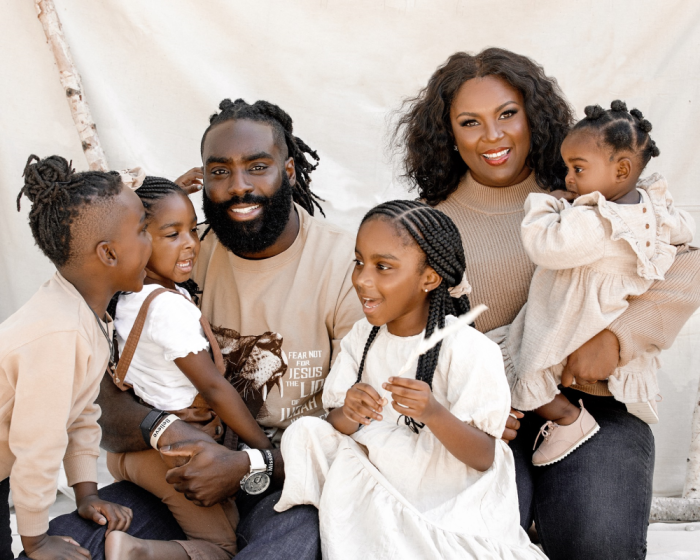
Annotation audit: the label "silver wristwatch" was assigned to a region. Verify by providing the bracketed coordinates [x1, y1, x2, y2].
[240, 448, 271, 495]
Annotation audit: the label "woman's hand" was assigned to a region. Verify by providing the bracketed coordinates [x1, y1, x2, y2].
[382, 377, 439, 424]
[20, 534, 91, 559]
[502, 409, 524, 442]
[550, 189, 578, 201]
[174, 167, 203, 194]
[341, 383, 387, 426]
[561, 329, 620, 387]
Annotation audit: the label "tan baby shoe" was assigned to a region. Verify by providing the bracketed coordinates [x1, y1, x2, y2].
[532, 401, 600, 467]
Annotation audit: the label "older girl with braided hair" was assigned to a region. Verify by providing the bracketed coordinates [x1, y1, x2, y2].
[496, 100, 695, 467]
[274, 200, 546, 560]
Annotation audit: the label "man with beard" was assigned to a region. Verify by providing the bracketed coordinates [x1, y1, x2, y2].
[44, 99, 362, 560]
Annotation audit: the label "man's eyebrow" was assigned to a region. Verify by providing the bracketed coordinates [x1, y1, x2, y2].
[241, 151, 274, 163]
[205, 156, 232, 166]
[456, 100, 519, 119]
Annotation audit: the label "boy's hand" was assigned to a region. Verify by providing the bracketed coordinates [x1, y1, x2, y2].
[174, 167, 203, 194]
[342, 383, 387, 425]
[382, 377, 440, 424]
[77, 495, 132, 536]
[21, 533, 91, 559]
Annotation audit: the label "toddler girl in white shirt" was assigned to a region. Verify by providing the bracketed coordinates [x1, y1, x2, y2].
[105, 176, 273, 560]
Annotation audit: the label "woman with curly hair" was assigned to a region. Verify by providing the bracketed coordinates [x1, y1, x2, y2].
[394, 47, 700, 559]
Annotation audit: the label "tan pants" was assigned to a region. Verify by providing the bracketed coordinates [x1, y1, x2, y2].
[107, 450, 238, 560]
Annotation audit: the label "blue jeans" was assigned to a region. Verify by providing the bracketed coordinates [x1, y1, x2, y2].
[28, 482, 320, 560]
[511, 388, 654, 560]
[0, 478, 11, 560]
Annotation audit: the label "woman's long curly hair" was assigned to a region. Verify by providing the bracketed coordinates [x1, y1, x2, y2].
[394, 48, 575, 205]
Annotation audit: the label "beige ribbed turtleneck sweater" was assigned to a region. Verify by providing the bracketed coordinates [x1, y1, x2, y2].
[436, 171, 700, 397]
[436, 172, 546, 334]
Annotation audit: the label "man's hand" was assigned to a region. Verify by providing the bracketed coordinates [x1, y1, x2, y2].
[562, 329, 620, 387]
[21, 534, 91, 559]
[156, 417, 218, 469]
[502, 409, 524, 442]
[161, 441, 250, 507]
[174, 167, 203, 195]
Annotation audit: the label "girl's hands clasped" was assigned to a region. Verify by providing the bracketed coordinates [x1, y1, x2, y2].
[382, 377, 441, 425]
[341, 383, 387, 425]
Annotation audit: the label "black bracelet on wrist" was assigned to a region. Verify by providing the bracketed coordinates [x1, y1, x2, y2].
[139, 409, 168, 446]
[262, 449, 274, 477]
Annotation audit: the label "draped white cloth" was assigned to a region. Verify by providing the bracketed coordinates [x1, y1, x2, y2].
[1, 0, 698, 497]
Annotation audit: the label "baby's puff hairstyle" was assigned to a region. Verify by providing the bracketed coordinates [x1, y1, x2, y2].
[354, 201, 471, 432]
[201, 98, 324, 216]
[394, 48, 575, 205]
[17, 155, 123, 268]
[573, 100, 660, 168]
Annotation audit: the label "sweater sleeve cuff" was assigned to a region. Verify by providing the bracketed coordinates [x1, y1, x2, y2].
[606, 319, 634, 367]
[14, 506, 49, 537]
[63, 453, 99, 487]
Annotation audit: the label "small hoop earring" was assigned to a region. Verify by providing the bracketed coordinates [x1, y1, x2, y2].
[453, 145, 458, 152]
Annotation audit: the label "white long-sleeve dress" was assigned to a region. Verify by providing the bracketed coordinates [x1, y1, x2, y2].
[495, 173, 695, 411]
[275, 316, 547, 560]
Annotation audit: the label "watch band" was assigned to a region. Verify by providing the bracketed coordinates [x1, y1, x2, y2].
[262, 449, 274, 477]
[139, 409, 167, 446]
[243, 448, 266, 473]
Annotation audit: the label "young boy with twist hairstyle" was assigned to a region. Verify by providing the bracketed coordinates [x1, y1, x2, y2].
[0, 155, 151, 559]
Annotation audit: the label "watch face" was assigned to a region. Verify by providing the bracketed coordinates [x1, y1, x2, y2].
[243, 472, 271, 495]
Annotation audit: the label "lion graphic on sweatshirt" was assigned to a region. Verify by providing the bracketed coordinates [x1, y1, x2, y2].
[211, 325, 287, 421]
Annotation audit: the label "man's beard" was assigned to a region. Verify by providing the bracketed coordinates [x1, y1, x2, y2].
[202, 174, 294, 256]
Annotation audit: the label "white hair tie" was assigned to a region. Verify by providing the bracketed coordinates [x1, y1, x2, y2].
[118, 167, 146, 190]
[448, 272, 472, 298]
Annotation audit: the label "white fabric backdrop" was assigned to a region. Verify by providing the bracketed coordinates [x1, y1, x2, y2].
[1, 0, 699, 497]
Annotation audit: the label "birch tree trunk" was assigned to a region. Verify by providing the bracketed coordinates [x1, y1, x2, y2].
[650, 374, 700, 522]
[683, 375, 700, 499]
[35, 0, 108, 171]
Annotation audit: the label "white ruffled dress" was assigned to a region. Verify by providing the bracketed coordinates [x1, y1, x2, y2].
[275, 316, 547, 560]
[496, 174, 695, 410]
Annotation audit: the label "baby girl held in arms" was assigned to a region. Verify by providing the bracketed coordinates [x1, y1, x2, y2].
[495, 101, 695, 466]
